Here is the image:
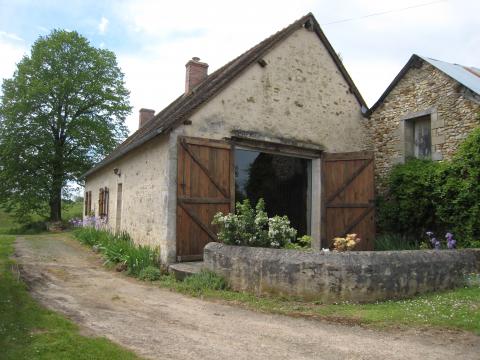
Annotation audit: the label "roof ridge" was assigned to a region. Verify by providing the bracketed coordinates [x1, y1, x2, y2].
[82, 12, 365, 179]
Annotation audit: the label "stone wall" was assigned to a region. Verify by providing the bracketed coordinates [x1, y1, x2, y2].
[368, 60, 480, 191]
[84, 134, 171, 263]
[174, 27, 370, 152]
[166, 27, 371, 258]
[204, 242, 480, 303]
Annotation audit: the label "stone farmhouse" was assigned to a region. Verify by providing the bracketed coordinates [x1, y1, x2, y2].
[82, 13, 376, 264]
[366, 54, 480, 189]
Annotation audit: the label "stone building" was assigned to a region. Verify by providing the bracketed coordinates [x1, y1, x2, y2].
[367, 54, 480, 189]
[81, 13, 374, 264]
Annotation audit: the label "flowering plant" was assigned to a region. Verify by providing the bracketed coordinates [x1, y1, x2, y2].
[424, 231, 456, 250]
[69, 215, 107, 230]
[332, 233, 360, 252]
[212, 198, 297, 248]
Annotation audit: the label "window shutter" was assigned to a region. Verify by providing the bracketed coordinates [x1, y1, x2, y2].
[104, 187, 109, 219]
[99, 188, 104, 217]
[87, 191, 92, 215]
[84, 191, 89, 215]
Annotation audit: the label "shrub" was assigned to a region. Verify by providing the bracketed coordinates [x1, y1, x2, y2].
[283, 235, 312, 250]
[212, 198, 297, 248]
[377, 127, 480, 247]
[377, 158, 440, 239]
[433, 127, 480, 244]
[138, 266, 162, 281]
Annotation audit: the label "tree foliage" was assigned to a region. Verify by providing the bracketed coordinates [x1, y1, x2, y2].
[0, 30, 131, 221]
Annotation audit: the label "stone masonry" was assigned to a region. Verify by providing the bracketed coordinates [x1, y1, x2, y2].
[204, 242, 480, 303]
[368, 60, 480, 191]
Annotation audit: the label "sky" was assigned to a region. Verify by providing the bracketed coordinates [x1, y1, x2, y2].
[0, 0, 479, 134]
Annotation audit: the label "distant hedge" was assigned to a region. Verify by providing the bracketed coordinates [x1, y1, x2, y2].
[377, 126, 480, 248]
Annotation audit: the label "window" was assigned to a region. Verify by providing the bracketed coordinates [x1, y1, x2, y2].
[235, 148, 311, 236]
[84, 191, 92, 216]
[98, 187, 109, 219]
[405, 115, 431, 159]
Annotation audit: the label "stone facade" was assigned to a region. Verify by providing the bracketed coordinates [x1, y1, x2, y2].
[175, 27, 370, 152]
[204, 242, 480, 303]
[84, 134, 171, 262]
[84, 26, 371, 264]
[368, 60, 480, 190]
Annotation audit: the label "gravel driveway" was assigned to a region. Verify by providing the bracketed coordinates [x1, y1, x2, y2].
[14, 234, 480, 360]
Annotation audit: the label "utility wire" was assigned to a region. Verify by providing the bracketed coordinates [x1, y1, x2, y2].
[322, 0, 448, 25]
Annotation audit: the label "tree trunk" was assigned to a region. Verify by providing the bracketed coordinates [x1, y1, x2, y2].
[50, 143, 64, 222]
[49, 181, 62, 221]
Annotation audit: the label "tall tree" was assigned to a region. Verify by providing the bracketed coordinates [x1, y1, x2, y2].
[0, 30, 131, 222]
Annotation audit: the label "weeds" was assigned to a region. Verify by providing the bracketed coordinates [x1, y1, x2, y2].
[138, 266, 162, 281]
[73, 228, 160, 278]
[374, 233, 419, 251]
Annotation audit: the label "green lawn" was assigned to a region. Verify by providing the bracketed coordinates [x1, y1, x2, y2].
[0, 201, 82, 235]
[156, 271, 480, 334]
[0, 209, 19, 234]
[0, 235, 141, 360]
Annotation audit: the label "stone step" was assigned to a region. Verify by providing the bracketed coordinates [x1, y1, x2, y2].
[169, 261, 204, 281]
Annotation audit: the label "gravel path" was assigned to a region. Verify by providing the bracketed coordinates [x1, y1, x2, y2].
[14, 234, 480, 360]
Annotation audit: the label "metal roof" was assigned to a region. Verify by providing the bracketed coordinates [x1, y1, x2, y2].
[420, 56, 480, 95]
[368, 54, 480, 116]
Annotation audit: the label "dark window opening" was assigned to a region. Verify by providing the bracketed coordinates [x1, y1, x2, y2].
[235, 148, 311, 236]
[405, 115, 431, 159]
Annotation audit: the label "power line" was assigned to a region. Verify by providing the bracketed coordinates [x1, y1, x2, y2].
[322, 0, 448, 26]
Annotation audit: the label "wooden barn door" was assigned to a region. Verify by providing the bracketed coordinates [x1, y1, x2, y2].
[322, 151, 375, 250]
[176, 136, 234, 262]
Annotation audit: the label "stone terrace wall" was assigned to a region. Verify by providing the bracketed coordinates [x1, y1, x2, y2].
[368, 61, 480, 192]
[204, 242, 480, 303]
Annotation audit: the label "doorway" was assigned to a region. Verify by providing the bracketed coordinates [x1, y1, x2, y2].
[235, 148, 312, 236]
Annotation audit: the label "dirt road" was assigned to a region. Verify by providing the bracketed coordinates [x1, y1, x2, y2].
[14, 234, 480, 360]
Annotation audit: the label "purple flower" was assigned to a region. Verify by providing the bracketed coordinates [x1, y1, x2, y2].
[430, 237, 437, 245]
[445, 232, 453, 240]
[447, 239, 456, 249]
[434, 240, 441, 250]
[426, 231, 434, 237]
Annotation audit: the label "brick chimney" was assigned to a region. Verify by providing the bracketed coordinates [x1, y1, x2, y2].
[185, 57, 208, 94]
[139, 108, 155, 128]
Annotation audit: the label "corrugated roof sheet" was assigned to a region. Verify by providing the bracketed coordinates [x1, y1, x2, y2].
[420, 56, 480, 95]
[368, 54, 480, 116]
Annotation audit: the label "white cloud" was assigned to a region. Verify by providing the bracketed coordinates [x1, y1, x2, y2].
[2, 0, 478, 134]
[98, 16, 109, 34]
[112, 0, 480, 133]
[114, 0, 316, 132]
[0, 39, 26, 83]
[0, 31, 23, 42]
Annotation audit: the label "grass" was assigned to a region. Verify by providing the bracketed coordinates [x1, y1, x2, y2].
[73, 227, 160, 277]
[154, 270, 480, 335]
[374, 233, 420, 251]
[0, 235, 141, 360]
[0, 209, 19, 234]
[0, 201, 83, 235]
